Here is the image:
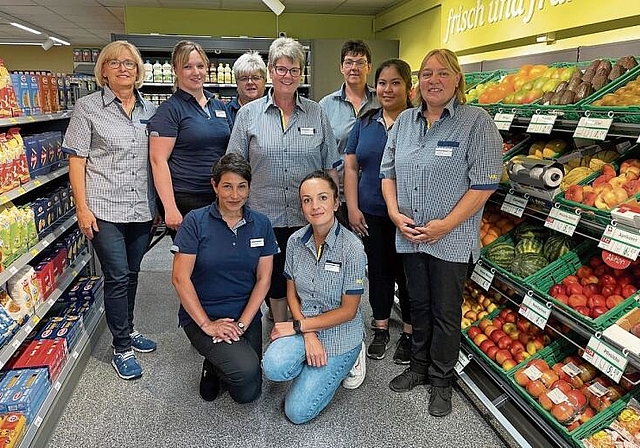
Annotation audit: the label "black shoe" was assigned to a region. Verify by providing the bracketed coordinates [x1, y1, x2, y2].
[200, 359, 219, 402]
[429, 385, 452, 417]
[392, 332, 411, 365]
[389, 367, 426, 392]
[367, 329, 390, 360]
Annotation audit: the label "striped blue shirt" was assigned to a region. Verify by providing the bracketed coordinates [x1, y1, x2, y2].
[284, 219, 365, 356]
[380, 98, 502, 263]
[62, 86, 156, 223]
[226, 90, 341, 228]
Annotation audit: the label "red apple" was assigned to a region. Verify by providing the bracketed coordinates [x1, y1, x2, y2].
[617, 275, 634, 287]
[589, 256, 603, 268]
[550, 379, 573, 394]
[495, 349, 512, 365]
[587, 294, 606, 308]
[514, 351, 530, 363]
[600, 275, 617, 286]
[478, 318, 493, 332]
[622, 284, 638, 298]
[551, 402, 576, 423]
[514, 368, 530, 387]
[486, 346, 500, 360]
[518, 332, 532, 344]
[601, 285, 616, 297]
[473, 333, 488, 346]
[562, 275, 579, 286]
[566, 283, 584, 295]
[591, 306, 608, 318]
[509, 340, 525, 355]
[497, 335, 513, 350]
[575, 306, 591, 317]
[479, 339, 496, 353]
[612, 268, 627, 277]
[539, 390, 555, 411]
[492, 317, 505, 329]
[555, 294, 569, 305]
[594, 265, 610, 276]
[580, 275, 599, 286]
[490, 330, 508, 344]
[582, 284, 600, 298]
[579, 407, 595, 424]
[540, 369, 560, 387]
[516, 319, 531, 333]
[467, 326, 482, 339]
[605, 294, 624, 309]
[549, 284, 566, 298]
[502, 358, 517, 370]
[484, 325, 498, 337]
[527, 359, 550, 371]
[568, 294, 588, 308]
[499, 308, 511, 320]
[526, 379, 546, 398]
[566, 389, 588, 413]
[552, 364, 571, 382]
[576, 266, 593, 278]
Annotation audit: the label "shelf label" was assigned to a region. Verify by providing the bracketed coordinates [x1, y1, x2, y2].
[9, 266, 17, 275]
[33, 179, 42, 186]
[454, 350, 470, 374]
[544, 207, 580, 236]
[501, 193, 528, 218]
[494, 113, 515, 131]
[518, 294, 551, 329]
[598, 224, 640, 261]
[72, 350, 79, 359]
[24, 325, 32, 334]
[47, 298, 55, 307]
[573, 117, 613, 140]
[527, 114, 557, 134]
[470, 262, 494, 292]
[54, 381, 61, 391]
[582, 336, 628, 383]
[11, 339, 20, 349]
[34, 416, 43, 427]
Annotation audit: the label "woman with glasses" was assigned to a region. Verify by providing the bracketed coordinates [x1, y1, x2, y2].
[380, 49, 502, 417]
[226, 51, 267, 125]
[227, 37, 340, 324]
[63, 40, 157, 380]
[149, 40, 233, 235]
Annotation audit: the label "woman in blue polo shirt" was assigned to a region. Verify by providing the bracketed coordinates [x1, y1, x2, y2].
[149, 40, 233, 235]
[262, 171, 366, 424]
[171, 153, 278, 403]
[344, 59, 413, 364]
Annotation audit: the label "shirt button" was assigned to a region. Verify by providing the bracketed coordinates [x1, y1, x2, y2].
[414, 187, 418, 191]
[414, 209, 418, 212]
[284, 169, 288, 172]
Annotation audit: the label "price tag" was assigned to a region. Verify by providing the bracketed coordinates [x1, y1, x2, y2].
[34, 416, 43, 427]
[32, 316, 40, 325]
[574, 117, 613, 140]
[547, 388, 569, 405]
[527, 114, 557, 134]
[33, 179, 42, 186]
[545, 207, 580, 236]
[99, 306, 104, 313]
[9, 266, 18, 275]
[562, 362, 581, 377]
[0, 195, 8, 204]
[598, 224, 640, 261]
[470, 262, 494, 292]
[524, 365, 542, 381]
[54, 381, 61, 391]
[47, 298, 55, 307]
[454, 350, 470, 374]
[518, 294, 551, 329]
[588, 382, 609, 397]
[16, 187, 26, 195]
[72, 350, 79, 359]
[30, 248, 38, 256]
[500, 193, 528, 218]
[582, 336, 628, 383]
[24, 325, 32, 334]
[27, 116, 35, 122]
[494, 113, 515, 131]
[11, 339, 20, 349]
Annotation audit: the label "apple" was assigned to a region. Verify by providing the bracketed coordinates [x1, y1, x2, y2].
[589, 256, 603, 268]
[550, 379, 572, 394]
[539, 390, 554, 411]
[514, 351, 530, 363]
[518, 332, 532, 344]
[552, 364, 571, 382]
[580, 275, 599, 286]
[578, 363, 597, 383]
[563, 355, 581, 365]
[473, 333, 488, 346]
[479, 339, 496, 353]
[549, 284, 566, 298]
[555, 294, 569, 305]
[622, 284, 638, 298]
[591, 306, 608, 318]
[503, 311, 517, 324]
[582, 284, 600, 298]
[617, 275, 634, 287]
[464, 310, 477, 321]
[497, 335, 513, 350]
[601, 285, 616, 297]
[566, 389, 588, 413]
[568, 374, 584, 389]
[579, 407, 595, 424]
[551, 402, 576, 424]
[605, 294, 624, 309]
[612, 268, 627, 277]
[493, 317, 505, 329]
[575, 306, 591, 317]
[566, 283, 584, 295]
[594, 265, 610, 276]
[540, 369, 560, 387]
[600, 275, 617, 286]
[467, 326, 482, 340]
[526, 379, 546, 398]
[562, 275, 580, 286]
[502, 322, 517, 335]
[568, 294, 588, 308]
[526, 340, 541, 355]
[484, 325, 499, 337]
[514, 368, 531, 387]
[566, 420, 581, 432]
[486, 346, 500, 360]
[499, 308, 511, 320]
[495, 349, 513, 365]
[490, 330, 508, 344]
[508, 329, 521, 340]
[509, 340, 525, 354]
[576, 266, 593, 278]
[502, 358, 517, 371]
[516, 319, 531, 333]
[631, 322, 640, 338]
[587, 294, 606, 308]
[478, 318, 493, 332]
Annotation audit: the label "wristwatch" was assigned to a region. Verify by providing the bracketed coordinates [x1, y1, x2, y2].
[293, 319, 302, 334]
[236, 321, 245, 331]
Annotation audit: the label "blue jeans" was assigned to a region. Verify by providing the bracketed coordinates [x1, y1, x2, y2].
[262, 335, 360, 424]
[90, 219, 152, 352]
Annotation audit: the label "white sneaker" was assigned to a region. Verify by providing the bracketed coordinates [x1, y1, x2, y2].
[342, 342, 366, 389]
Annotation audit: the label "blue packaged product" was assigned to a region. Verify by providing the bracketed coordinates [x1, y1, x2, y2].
[0, 367, 50, 422]
[36, 134, 49, 175]
[23, 135, 41, 179]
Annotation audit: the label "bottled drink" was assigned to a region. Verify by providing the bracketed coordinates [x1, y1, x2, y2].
[143, 60, 153, 82]
[162, 60, 172, 84]
[217, 63, 224, 84]
[224, 63, 231, 84]
[152, 61, 163, 83]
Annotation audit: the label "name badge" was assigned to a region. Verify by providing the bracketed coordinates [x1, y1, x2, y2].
[435, 140, 458, 157]
[300, 127, 315, 135]
[215, 109, 227, 118]
[250, 238, 265, 248]
[324, 261, 341, 272]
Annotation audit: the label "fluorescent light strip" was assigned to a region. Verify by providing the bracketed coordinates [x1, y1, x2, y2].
[0, 42, 42, 45]
[10, 22, 41, 35]
[49, 36, 70, 46]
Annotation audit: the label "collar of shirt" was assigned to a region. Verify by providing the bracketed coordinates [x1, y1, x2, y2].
[263, 87, 306, 114]
[175, 87, 216, 104]
[208, 201, 255, 225]
[416, 96, 459, 124]
[336, 83, 376, 104]
[300, 218, 341, 255]
[227, 97, 241, 113]
[101, 85, 148, 110]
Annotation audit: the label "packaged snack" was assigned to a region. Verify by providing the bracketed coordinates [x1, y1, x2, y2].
[26, 73, 40, 115]
[6, 128, 28, 184]
[10, 72, 30, 116]
[0, 60, 20, 118]
[0, 287, 26, 325]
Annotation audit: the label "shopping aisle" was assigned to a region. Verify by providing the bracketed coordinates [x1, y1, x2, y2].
[47, 238, 508, 448]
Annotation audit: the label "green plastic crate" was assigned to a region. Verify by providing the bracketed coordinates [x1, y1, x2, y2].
[581, 62, 640, 123]
[530, 245, 640, 331]
[506, 341, 638, 447]
[572, 392, 640, 447]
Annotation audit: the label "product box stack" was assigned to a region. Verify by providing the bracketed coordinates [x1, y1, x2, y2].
[4, 338, 67, 383]
[36, 316, 83, 351]
[32, 182, 74, 237]
[58, 276, 103, 321]
[0, 60, 22, 119]
[0, 368, 50, 422]
[0, 128, 30, 193]
[0, 201, 39, 270]
[0, 412, 27, 447]
[23, 130, 66, 179]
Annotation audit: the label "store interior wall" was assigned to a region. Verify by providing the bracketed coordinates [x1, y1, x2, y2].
[0, 46, 73, 73]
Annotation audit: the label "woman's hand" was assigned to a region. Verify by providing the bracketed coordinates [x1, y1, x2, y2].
[390, 211, 421, 242]
[202, 318, 243, 344]
[415, 218, 451, 245]
[164, 206, 183, 231]
[77, 207, 99, 240]
[348, 207, 368, 237]
[270, 321, 295, 341]
[303, 332, 327, 367]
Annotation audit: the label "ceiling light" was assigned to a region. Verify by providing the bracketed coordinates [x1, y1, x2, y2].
[49, 36, 70, 46]
[10, 22, 41, 35]
[0, 42, 42, 46]
[262, 0, 285, 16]
[42, 37, 54, 51]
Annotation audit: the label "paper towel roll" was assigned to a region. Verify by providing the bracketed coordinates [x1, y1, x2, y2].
[529, 167, 544, 181]
[542, 167, 563, 188]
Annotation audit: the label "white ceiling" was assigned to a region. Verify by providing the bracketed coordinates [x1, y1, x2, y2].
[0, 0, 403, 46]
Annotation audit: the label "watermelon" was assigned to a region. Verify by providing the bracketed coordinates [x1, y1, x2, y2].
[515, 238, 544, 256]
[543, 234, 577, 262]
[485, 242, 515, 269]
[514, 222, 549, 242]
[510, 253, 549, 278]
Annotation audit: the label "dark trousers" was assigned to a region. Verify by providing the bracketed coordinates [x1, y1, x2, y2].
[336, 202, 349, 229]
[90, 219, 153, 352]
[402, 253, 468, 387]
[160, 191, 216, 239]
[362, 212, 410, 323]
[183, 318, 262, 403]
[269, 227, 300, 299]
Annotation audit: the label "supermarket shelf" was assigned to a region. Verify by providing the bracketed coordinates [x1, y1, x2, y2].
[18, 290, 105, 448]
[0, 212, 78, 286]
[0, 111, 73, 128]
[0, 166, 69, 207]
[506, 115, 640, 139]
[0, 249, 91, 369]
[143, 82, 312, 88]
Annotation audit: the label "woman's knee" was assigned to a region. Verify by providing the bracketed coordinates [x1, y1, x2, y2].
[284, 398, 315, 424]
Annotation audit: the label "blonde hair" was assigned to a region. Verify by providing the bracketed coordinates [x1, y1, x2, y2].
[95, 40, 145, 89]
[171, 40, 209, 91]
[419, 48, 466, 106]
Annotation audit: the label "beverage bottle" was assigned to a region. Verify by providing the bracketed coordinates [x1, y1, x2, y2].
[162, 60, 172, 84]
[224, 64, 232, 84]
[143, 60, 153, 82]
[152, 61, 163, 83]
[217, 63, 224, 84]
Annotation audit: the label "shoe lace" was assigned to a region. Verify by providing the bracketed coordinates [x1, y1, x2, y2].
[130, 330, 142, 339]
[117, 350, 136, 362]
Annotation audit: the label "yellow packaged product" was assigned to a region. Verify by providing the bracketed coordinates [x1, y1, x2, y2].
[6, 128, 28, 184]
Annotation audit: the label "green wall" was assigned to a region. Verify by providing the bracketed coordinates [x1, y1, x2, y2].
[125, 7, 375, 40]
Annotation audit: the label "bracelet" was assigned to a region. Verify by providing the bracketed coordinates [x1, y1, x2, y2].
[293, 319, 302, 334]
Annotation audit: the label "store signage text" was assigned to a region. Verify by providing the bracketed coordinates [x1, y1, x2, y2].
[444, 0, 573, 44]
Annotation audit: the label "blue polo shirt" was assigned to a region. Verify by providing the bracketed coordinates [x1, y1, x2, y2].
[225, 97, 241, 126]
[148, 89, 233, 194]
[345, 108, 388, 217]
[172, 203, 279, 327]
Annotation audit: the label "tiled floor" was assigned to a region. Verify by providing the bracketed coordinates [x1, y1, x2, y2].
[47, 237, 508, 448]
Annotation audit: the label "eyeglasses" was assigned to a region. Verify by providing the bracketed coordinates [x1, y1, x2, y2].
[343, 59, 368, 68]
[106, 59, 137, 70]
[238, 75, 264, 83]
[274, 66, 302, 77]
